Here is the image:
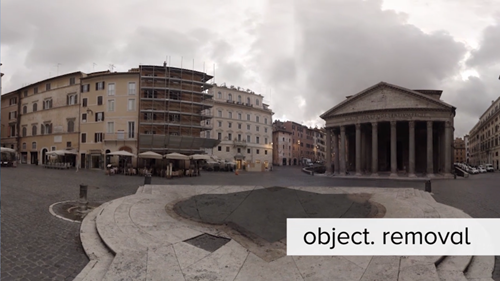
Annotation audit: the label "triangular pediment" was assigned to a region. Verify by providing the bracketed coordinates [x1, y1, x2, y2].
[321, 82, 454, 119]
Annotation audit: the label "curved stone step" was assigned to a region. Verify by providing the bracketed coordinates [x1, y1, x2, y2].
[436, 255, 473, 280]
[74, 205, 115, 281]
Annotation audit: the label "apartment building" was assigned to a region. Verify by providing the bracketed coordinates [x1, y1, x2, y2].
[9, 72, 85, 165]
[208, 84, 273, 171]
[454, 137, 465, 163]
[1, 91, 20, 151]
[464, 134, 470, 164]
[79, 71, 140, 169]
[468, 97, 500, 169]
[275, 121, 315, 165]
[272, 120, 293, 166]
[311, 127, 326, 162]
[137, 64, 218, 155]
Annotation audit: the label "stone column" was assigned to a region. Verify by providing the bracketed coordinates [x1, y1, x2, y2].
[355, 123, 361, 176]
[427, 121, 434, 177]
[390, 121, 397, 177]
[408, 121, 416, 177]
[371, 122, 378, 176]
[340, 126, 346, 176]
[333, 130, 340, 175]
[444, 121, 452, 175]
[326, 128, 332, 174]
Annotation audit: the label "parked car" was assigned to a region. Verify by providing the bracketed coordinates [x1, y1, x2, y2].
[485, 164, 494, 172]
[478, 166, 487, 173]
[470, 167, 479, 174]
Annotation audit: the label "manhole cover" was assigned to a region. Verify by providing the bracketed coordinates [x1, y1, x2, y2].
[183, 233, 230, 253]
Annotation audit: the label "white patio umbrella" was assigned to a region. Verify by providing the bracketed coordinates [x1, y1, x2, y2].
[0, 147, 16, 153]
[190, 154, 211, 160]
[164, 152, 189, 160]
[138, 151, 163, 159]
[108, 150, 136, 157]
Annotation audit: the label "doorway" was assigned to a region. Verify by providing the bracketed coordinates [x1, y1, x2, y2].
[31, 152, 38, 165]
[91, 155, 100, 169]
[41, 148, 48, 165]
[282, 158, 287, 166]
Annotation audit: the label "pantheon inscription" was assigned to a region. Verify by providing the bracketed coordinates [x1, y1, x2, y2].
[344, 112, 428, 122]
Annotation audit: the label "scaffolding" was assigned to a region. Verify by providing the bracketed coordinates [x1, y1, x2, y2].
[138, 61, 218, 154]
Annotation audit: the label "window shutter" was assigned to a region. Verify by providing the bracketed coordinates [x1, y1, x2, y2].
[95, 113, 98, 122]
[102, 112, 105, 121]
[102, 81, 105, 89]
[50, 100, 53, 108]
[67, 96, 70, 105]
[96, 83, 98, 91]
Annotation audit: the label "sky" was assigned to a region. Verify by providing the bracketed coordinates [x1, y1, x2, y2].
[2, 0, 500, 137]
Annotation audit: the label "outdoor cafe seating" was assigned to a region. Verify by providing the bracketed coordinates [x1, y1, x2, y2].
[45, 162, 72, 169]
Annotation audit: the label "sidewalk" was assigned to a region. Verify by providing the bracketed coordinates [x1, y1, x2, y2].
[75, 185, 495, 281]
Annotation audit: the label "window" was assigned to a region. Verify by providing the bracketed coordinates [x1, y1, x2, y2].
[23, 90, 28, 97]
[32, 125, 37, 136]
[247, 97, 250, 104]
[265, 150, 268, 155]
[128, 82, 136, 95]
[265, 138, 268, 144]
[81, 84, 90, 92]
[238, 113, 242, 120]
[67, 93, 78, 105]
[66, 142, 72, 148]
[22, 127, 27, 137]
[256, 149, 260, 154]
[218, 132, 222, 140]
[108, 83, 115, 96]
[96, 81, 105, 90]
[9, 97, 17, 105]
[238, 134, 241, 141]
[229, 112, 233, 119]
[32, 142, 36, 149]
[265, 118, 268, 124]
[228, 133, 232, 140]
[9, 124, 16, 137]
[9, 111, 17, 120]
[107, 122, 114, 134]
[237, 148, 241, 153]
[46, 83, 51, 91]
[218, 146, 222, 151]
[96, 112, 104, 122]
[82, 113, 87, 122]
[43, 99, 52, 110]
[128, 99, 135, 111]
[247, 135, 251, 142]
[218, 92, 222, 99]
[128, 122, 135, 138]
[256, 99, 260, 105]
[247, 114, 250, 121]
[70, 77, 76, 85]
[108, 100, 115, 111]
[169, 114, 180, 122]
[247, 124, 250, 130]
[94, 132, 103, 143]
[218, 110, 222, 118]
[238, 95, 241, 102]
[228, 122, 232, 128]
[238, 123, 241, 129]
[82, 98, 88, 107]
[218, 121, 222, 127]
[81, 133, 87, 143]
[256, 126, 260, 132]
[256, 116, 260, 123]
[256, 137, 260, 144]
[265, 128, 268, 133]
[67, 120, 75, 133]
[97, 96, 103, 105]
[228, 93, 232, 101]
[247, 148, 250, 153]
[34, 87, 38, 94]
[226, 146, 230, 152]
[22, 143, 26, 150]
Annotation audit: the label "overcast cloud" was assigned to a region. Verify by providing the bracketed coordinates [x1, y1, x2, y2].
[2, 0, 500, 137]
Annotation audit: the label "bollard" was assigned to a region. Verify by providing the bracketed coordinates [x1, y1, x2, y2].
[425, 180, 431, 193]
[79, 184, 88, 211]
[144, 173, 152, 185]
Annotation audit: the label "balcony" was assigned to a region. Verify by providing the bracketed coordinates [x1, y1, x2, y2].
[233, 139, 247, 148]
[104, 133, 136, 141]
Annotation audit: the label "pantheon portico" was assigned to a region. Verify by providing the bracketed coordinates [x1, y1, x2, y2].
[320, 82, 456, 178]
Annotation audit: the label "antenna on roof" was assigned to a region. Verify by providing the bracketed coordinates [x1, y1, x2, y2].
[93, 63, 97, 71]
[56, 63, 61, 76]
[109, 64, 115, 71]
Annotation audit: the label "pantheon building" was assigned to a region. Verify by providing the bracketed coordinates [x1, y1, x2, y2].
[320, 82, 456, 178]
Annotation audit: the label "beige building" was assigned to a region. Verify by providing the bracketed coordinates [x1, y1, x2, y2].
[272, 121, 293, 166]
[208, 84, 273, 171]
[454, 137, 465, 163]
[10, 72, 84, 165]
[312, 127, 326, 162]
[79, 71, 140, 169]
[1, 91, 20, 151]
[468, 96, 500, 169]
[321, 82, 456, 177]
